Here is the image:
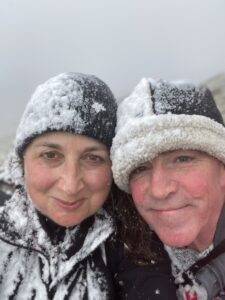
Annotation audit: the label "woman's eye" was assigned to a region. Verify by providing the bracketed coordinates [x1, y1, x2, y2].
[41, 151, 61, 160]
[84, 154, 104, 163]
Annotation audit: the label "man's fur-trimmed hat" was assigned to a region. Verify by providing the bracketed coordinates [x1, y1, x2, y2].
[111, 78, 225, 193]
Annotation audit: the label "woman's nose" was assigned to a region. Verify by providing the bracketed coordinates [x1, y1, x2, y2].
[148, 164, 178, 200]
[57, 163, 84, 195]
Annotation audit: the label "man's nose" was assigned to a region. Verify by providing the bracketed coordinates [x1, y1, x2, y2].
[57, 162, 84, 195]
[148, 163, 178, 200]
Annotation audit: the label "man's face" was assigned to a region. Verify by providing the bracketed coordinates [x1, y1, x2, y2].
[129, 150, 225, 251]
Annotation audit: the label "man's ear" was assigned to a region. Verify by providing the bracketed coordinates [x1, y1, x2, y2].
[219, 162, 225, 189]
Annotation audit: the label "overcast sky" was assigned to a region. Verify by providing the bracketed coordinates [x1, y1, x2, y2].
[1, 0, 225, 141]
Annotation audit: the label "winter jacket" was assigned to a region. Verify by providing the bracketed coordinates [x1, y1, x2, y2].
[106, 236, 178, 300]
[0, 188, 115, 300]
[165, 206, 225, 299]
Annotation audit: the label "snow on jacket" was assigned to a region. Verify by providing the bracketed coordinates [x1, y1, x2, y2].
[0, 188, 115, 300]
[165, 244, 225, 300]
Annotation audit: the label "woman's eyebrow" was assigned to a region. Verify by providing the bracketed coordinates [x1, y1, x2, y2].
[33, 143, 107, 152]
[33, 142, 62, 149]
[83, 146, 107, 152]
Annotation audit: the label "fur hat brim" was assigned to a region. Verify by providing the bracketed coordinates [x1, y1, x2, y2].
[111, 114, 225, 193]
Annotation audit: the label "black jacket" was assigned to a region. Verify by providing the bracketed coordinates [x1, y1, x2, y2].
[106, 236, 177, 300]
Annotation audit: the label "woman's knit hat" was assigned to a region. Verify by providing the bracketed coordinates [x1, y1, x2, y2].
[16, 72, 117, 156]
[10, 72, 117, 184]
[111, 78, 225, 193]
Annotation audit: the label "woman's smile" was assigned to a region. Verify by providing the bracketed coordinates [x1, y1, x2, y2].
[52, 196, 85, 210]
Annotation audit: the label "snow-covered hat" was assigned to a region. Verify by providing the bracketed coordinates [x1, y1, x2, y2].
[16, 72, 117, 157]
[11, 72, 117, 184]
[111, 78, 225, 193]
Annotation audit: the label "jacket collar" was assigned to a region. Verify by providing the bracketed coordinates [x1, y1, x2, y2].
[0, 188, 114, 282]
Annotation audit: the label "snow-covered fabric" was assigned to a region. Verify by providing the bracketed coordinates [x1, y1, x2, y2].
[10, 72, 117, 186]
[16, 72, 116, 153]
[0, 188, 115, 300]
[193, 204, 225, 300]
[165, 244, 225, 299]
[165, 245, 211, 299]
[111, 78, 225, 193]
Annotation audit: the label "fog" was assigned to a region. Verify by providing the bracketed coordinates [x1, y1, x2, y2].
[1, 0, 225, 146]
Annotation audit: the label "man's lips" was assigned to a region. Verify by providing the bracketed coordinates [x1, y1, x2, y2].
[53, 197, 84, 209]
[148, 205, 189, 213]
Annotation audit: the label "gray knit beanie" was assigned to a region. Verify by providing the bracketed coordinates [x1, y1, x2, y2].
[10, 72, 117, 184]
[111, 78, 225, 193]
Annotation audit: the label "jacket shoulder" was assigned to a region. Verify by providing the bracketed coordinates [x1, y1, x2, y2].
[105, 235, 177, 300]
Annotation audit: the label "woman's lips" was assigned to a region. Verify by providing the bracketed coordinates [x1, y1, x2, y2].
[53, 197, 84, 209]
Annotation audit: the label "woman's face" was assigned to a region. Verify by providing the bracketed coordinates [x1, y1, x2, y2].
[23, 132, 112, 227]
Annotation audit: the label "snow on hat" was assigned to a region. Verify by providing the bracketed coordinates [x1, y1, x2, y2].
[10, 72, 117, 184]
[111, 77, 225, 193]
[16, 72, 117, 156]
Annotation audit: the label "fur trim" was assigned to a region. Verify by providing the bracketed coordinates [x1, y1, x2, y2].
[111, 113, 225, 193]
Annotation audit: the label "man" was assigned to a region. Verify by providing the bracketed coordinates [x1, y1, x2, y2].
[111, 78, 225, 299]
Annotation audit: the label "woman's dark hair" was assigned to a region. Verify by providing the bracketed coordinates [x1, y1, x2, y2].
[105, 182, 165, 265]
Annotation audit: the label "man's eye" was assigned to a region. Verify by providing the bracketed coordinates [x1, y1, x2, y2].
[176, 156, 193, 163]
[130, 164, 151, 179]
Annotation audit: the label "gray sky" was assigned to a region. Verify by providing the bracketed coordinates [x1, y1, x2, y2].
[1, 0, 225, 141]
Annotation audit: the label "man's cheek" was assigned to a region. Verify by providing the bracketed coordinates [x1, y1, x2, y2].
[131, 184, 145, 206]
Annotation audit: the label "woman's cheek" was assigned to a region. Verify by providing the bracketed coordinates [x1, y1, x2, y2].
[85, 167, 112, 190]
[25, 164, 55, 192]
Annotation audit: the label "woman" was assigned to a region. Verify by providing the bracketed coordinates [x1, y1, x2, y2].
[0, 72, 117, 299]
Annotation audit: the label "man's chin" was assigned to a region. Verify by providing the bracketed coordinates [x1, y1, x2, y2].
[155, 229, 195, 248]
